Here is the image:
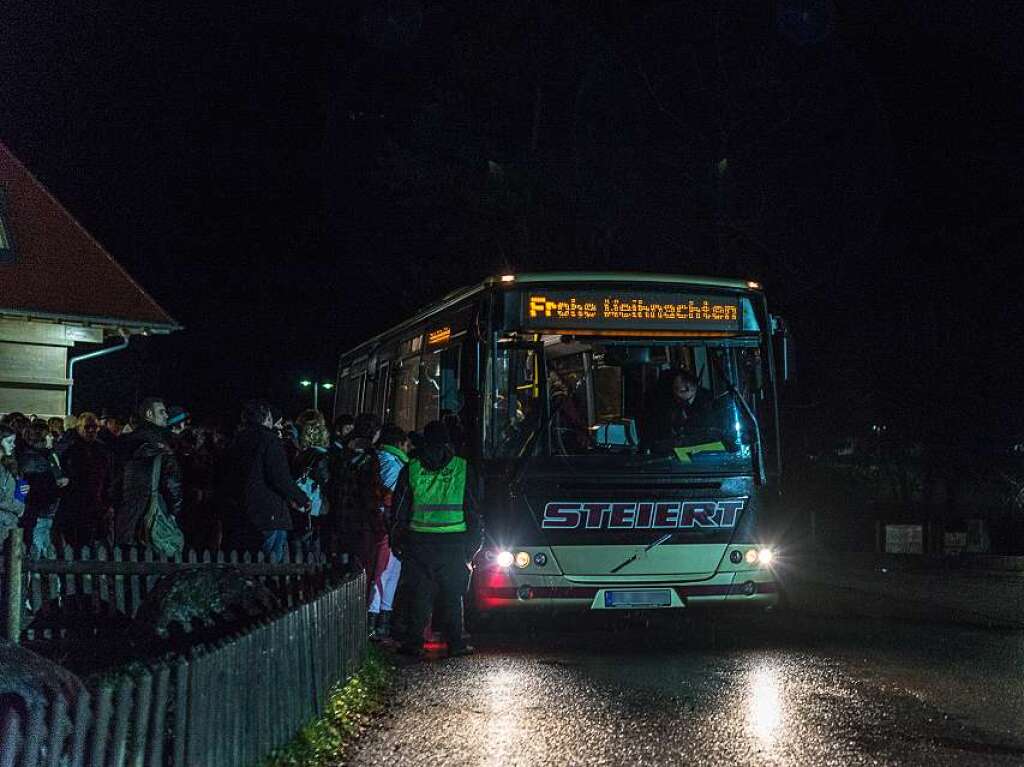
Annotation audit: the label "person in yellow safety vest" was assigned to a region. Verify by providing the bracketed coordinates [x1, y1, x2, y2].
[390, 419, 483, 658]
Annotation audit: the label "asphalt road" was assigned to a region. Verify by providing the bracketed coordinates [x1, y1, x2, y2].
[346, 611, 1024, 766]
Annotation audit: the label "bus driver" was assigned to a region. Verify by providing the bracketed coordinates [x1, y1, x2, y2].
[643, 368, 715, 446]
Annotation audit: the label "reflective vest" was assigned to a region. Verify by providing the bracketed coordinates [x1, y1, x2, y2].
[409, 456, 468, 534]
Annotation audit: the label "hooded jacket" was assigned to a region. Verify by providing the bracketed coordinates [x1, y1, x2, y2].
[112, 422, 183, 544]
[390, 443, 483, 560]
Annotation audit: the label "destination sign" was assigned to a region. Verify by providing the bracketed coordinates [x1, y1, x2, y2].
[522, 290, 741, 331]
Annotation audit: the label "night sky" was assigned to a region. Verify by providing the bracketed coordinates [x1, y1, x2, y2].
[3, 1, 1022, 444]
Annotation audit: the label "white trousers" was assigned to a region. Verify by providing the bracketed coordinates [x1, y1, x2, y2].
[369, 553, 402, 613]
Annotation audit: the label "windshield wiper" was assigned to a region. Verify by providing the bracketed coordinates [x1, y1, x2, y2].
[609, 533, 674, 574]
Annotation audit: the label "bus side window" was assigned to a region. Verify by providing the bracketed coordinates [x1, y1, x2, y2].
[375, 362, 391, 421]
[363, 374, 377, 417]
[416, 343, 463, 431]
[337, 375, 358, 417]
[416, 351, 441, 430]
[390, 357, 419, 432]
[355, 372, 367, 413]
[439, 344, 462, 414]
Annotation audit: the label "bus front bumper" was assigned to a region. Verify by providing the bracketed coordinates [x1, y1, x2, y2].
[473, 570, 779, 611]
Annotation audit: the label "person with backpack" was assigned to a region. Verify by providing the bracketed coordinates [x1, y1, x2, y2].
[112, 398, 184, 554]
[293, 418, 331, 556]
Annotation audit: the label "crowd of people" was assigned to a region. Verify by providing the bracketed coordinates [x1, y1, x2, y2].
[0, 397, 483, 657]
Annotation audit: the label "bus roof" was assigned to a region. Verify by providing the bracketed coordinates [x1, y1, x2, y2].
[339, 272, 761, 363]
[483, 272, 759, 290]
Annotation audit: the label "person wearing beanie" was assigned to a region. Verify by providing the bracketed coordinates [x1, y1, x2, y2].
[166, 406, 190, 435]
[390, 419, 484, 658]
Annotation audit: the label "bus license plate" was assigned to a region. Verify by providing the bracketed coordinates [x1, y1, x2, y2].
[604, 589, 673, 608]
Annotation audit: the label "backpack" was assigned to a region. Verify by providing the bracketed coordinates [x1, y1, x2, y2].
[296, 448, 327, 517]
[329, 448, 377, 531]
[139, 453, 185, 557]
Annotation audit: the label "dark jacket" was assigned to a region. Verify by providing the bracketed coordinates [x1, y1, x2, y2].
[222, 424, 308, 536]
[54, 429, 77, 460]
[62, 435, 113, 522]
[642, 388, 716, 446]
[327, 438, 382, 537]
[112, 422, 183, 544]
[18, 447, 62, 521]
[390, 444, 483, 561]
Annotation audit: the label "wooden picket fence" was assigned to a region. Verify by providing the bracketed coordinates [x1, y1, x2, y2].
[1, 536, 334, 643]
[0, 571, 367, 767]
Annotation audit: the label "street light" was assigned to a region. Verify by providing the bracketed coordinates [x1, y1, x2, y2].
[300, 379, 334, 410]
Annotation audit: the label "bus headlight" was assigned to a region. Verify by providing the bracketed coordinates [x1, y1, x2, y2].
[514, 551, 531, 569]
[744, 549, 758, 565]
[758, 548, 774, 565]
[496, 551, 515, 568]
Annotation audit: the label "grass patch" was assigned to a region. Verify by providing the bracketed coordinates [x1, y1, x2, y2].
[263, 646, 395, 767]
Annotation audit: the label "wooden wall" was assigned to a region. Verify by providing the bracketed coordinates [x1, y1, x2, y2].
[0, 317, 100, 417]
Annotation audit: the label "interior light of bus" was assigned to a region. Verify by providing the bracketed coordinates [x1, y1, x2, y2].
[747, 280, 761, 289]
[496, 551, 515, 568]
[427, 327, 452, 345]
[745, 549, 758, 565]
[514, 551, 531, 569]
[501, 274, 516, 282]
[758, 548, 774, 565]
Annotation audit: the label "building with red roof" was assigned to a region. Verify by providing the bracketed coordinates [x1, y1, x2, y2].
[0, 141, 179, 416]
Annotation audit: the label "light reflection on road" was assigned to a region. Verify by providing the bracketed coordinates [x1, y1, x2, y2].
[485, 669, 522, 767]
[747, 664, 784, 745]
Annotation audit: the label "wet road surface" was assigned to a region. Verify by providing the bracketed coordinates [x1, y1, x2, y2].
[346, 612, 1024, 766]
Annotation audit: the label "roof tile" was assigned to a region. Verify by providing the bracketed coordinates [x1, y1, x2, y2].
[0, 141, 178, 330]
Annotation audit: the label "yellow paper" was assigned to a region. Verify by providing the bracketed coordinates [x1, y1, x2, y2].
[673, 441, 727, 463]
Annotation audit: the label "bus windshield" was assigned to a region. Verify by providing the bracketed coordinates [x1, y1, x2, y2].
[488, 335, 773, 474]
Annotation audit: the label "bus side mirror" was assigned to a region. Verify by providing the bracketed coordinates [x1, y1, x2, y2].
[771, 315, 795, 383]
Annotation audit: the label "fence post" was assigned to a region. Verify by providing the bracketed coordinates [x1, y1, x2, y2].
[172, 657, 189, 767]
[4, 533, 23, 643]
[0, 710, 22, 767]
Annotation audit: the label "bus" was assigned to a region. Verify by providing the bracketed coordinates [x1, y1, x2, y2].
[334, 273, 792, 615]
